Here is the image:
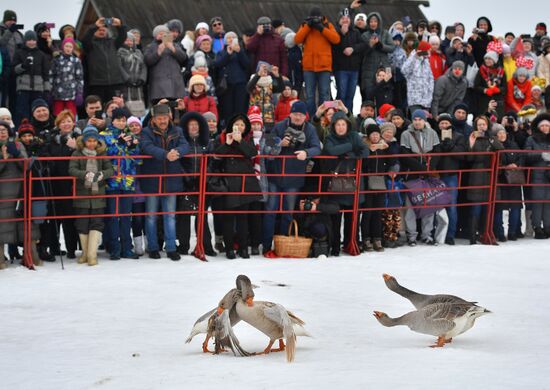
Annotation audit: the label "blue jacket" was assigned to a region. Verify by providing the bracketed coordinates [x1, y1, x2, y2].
[139, 123, 190, 194]
[214, 47, 250, 85]
[266, 118, 321, 188]
[100, 125, 141, 192]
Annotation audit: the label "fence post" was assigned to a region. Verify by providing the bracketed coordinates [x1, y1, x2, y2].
[192, 154, 207, 261]
[481, 151, 498, 245]
[344, 158, 362, 256]
[23, 159, 34, 269]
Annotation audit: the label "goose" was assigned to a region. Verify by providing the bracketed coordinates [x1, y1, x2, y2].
[373, 302, 491, 347]
[382, 273, 477, 309]
[230, 274, 311, 362]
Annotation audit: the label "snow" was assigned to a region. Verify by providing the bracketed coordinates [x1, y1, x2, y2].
[1, 240, 550, 390]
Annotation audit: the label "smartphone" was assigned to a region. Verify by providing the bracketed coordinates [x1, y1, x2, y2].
[94, 110, 104, 119]
[325, 101, 338, 109]
[162, 32, 173, 44]
[14, 24, 24, 30]
[441, 129, 452, 140]
[45, 22, 56, 29]
[385, 67, 392, 77]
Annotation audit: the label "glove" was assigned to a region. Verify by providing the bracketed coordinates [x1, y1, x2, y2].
[493, 86, 501, 94]
[75, 94, 83, 107]
[94, 172, 104, 182]
[486, 87, 494, 96]
[85, 172, 95, 181]
[6, 142, 21, 157]
[542, 152, 550, 162]
[313, 22, 324, 32]
[9, 23, 18, 33]
[374, 41, 383, 50]
[22, 57, 33, 70]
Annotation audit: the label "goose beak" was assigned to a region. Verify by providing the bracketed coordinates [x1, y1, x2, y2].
[246, 297, 254, 307]
[217, 306, 224, 315]
[373, 311, 384, 319]
[382, 274, 394, 281]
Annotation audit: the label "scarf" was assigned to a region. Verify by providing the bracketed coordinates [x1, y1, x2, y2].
[252, 130, 263, 181]
[479, 64, 504, 86]
[256, 75, 273, 88]
[82, 147, 99, 194]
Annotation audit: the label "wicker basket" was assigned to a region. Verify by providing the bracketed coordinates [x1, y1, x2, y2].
[273, 220, 312, 258]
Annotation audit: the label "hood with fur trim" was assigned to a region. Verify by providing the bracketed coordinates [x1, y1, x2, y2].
[179, 111, 210, 147]
[76, 136, 107, 154]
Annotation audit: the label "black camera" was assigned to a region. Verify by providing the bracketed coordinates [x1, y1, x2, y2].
[306, 16, 323, 26]
[283, 127, 306, 148]
[40, 129, 52, 144]
[167, 100, 179, 108]
[104, 18, 113, 27]
[303, 199, 314, 211]
[262, 24, 271, 33]
[506, 116, 515, 124]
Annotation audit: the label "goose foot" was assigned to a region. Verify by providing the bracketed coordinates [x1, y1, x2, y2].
[429, 336, 446, 348]
[255, 339, 286, 355]
[202, 337, 214, 353]
[445, 338, 452, 343]
[270, 339, 286, 352]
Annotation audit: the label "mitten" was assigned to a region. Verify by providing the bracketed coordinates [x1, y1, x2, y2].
[6, 142, 21, 157]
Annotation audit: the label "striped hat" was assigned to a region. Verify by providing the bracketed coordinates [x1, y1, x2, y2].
[82, 124, 99, 142]
[247, 106, 263, 125]
[17, 119, 35, 137]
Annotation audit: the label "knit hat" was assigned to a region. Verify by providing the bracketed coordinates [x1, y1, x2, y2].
[450, 36, 463, 47]
[166, 19, 184, 34]
[453, 102, 469, 114]
[309, 7, 322, 17]
[361, 100, 376, 109]
[17, 119, 35, 137]
[284, 32, 296, 49]
[354, 13, 367, 24]
[61, 37, 76, 49]
[272, 19, 284, 29]
[484, 51, 499, 64]
[428, 35, 440, 45]
[379, 122, 397, 137]
[152, 25, 169, 38]
[502, 43, 511, 55]
[195, 22, 209, 32]
[514, 67, 530, 79]
[202, 112, 217, 122]
[125, 32, 136, 43]
[379, 104, 395, 118]
[31, 98, 49, 114]
[362, 118, 377, 129]
[490, 123, 506, 136]
[111, 107, 130, 120]
[188, 74, 208, 93]
[193, 51, 208, 69]
[417, 40, 431, 52]
[0, 107, 14, 128]
[536, 22, 547, 32]
[437, 113, 453, 125]
[24, 30, 37, 42]
[257, 16, 272, 25]
[151, 104, 171, 117]
[390, 109, 406, 120]
[82, 124, 99, 142]
[412, 109, 427, 120]
[247, 106, 263, 125]
[127, 116, 142, 127]
[3, 10, 16, 23]
[532, 85, 542, 92]
[290, 100, 307, 115]
[451, 60, 465, 71]
[224, 31, 237, 45]
[195, 34, 212, 48]
[365, 123, 381, 135]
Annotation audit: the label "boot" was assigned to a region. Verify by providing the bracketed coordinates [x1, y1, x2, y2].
[534, 227, 547, 239]
[30, 241, 43, 266]
[87, 230, 101, 266]
[214, 235, 225, 252]
[78, 234, 89, 264]
[469, 216, 479, 245]
[362, 239, 374, 252]
[133, 236, 145, 256]
[525, 210, 534, 238]
[0, 247, 6, 270]
[38, 244, 55, 262]
[373, 239, 384, 252]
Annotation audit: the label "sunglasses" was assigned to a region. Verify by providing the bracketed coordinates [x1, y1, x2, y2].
[212, 22, 222, 27]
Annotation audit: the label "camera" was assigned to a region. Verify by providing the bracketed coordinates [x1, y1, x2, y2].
[45, 22, 56, 29]
[14, 24, 25, 30]
[26, 56, 34, 65]
[56, 131, 76, 145]
[473, 28, 485, 34]
[104, 18, 113, 27]
[94, 110, 104, 119]
[283, 127, 306, 148]
[306, 16, 323, 25]
[303, 199, 314, 211]
[262, 24, 271, 33]
[506, 116, 515, 124]
[167, 100, 178, 108]
[40, 129, 52, 143]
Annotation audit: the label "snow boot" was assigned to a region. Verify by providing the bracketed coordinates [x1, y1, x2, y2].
[373, 239, 384, 252]
[30, 241, 43, 266]
[87, 230, 101, 266]
[78, 234, 89, 264]
[133, 235, 145, 256]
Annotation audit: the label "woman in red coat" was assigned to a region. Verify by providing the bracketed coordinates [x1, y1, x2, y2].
[505, 67, 532, 113]
[182, 74, 218, 119]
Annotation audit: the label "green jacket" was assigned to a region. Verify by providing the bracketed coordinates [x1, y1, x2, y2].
[68, 138, 114, 209]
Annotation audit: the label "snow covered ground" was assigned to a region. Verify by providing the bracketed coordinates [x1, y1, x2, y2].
[1, 240, 550, 390]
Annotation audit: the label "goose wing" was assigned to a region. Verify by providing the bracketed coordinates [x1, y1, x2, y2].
[212, 308, 251, 357]
[185, 308, 217, 343]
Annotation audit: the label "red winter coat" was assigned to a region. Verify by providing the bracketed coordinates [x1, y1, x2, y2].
[246, 31, 288, 76]
[183, 93, 218, 119]
[505, 78, 532, 112]
[429, 50, 447, 80]
[274, 95, 298, 123]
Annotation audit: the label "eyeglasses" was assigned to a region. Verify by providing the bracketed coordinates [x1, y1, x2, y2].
[212, 22, 222, 27]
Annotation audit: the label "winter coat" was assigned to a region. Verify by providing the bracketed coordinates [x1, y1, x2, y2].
[359, 13, 394, 92]
[47, 130, 79, 198]
[467, 17, 495, 67]
[466, 133, 503, 202]
[144, 40, 187, 101]
[399, 124, 441, 178]
[0, 23, 23, 60]
[213, 46, 250, 85]
[247, 31, 288, 76]
[0, 141, 25, 244]
[429, 50, 447, 80]
[183, 93, 218, 119]
[452, 117, 473, 138]
[370, 79, 394, 109]
[274, 95, 298, 123]
[431, 69, 468, 117]
[247, 74, 284, 126]
[524, 115, 550, 200]
[436, 129, 466, 176]
[68, 138, 114, 209]
[505, 78, 532, 112]
[332, 26, 367, 72]
[214, 114, 262, 209]
[140, 123, 190, 194]
[536, 53, 550, 88]
[179, 111, 210, 191]
[12, 45, 50, 92]
[445, 47, 475, 68]
[401, 51, 434, 108]
[496, 138, 523, 208]
[81, 25, 127, 86]
[287, 45, 303, 92]
[99, 125, 141, 192]
[49, 53, 84, 100]
[117, 45, 147, 87]
[295, 17, 340, 72]
[473, 65, 507, 118]
[266, 117, 321, 189]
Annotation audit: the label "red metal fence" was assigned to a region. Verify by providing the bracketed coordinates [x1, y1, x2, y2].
[1, 150, 548, 269]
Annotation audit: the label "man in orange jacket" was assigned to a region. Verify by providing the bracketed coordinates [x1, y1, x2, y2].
[295, 7, 340, 117]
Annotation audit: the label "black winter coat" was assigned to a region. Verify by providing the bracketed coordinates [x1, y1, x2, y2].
[496, 138, 523, 209]
[82, 25, 127, 86]
[466, 133, 503, 202]
[332, 27, 367, 72]
[437, 130, 466, 176]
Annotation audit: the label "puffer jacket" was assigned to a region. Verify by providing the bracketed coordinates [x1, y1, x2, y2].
[536, 53, 550, 87]
[295, 17, 340, 72]
[401, 51, 434, 108]
[332, 25, 367, 72]
[49, 53, 84, 100]
[12, 45, 50, 92]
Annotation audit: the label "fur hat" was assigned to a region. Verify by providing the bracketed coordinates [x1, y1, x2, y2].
[0, 107, 14, 128]
[188, 74, 208, 93]
[195, 22, 209, 32]
[284, 32, 296, 49]
[152, 25, 169, 38]
[195, 34, 212, 48]
[224, 31, 237, 45]
[379, 122, 397, 137]
[151, 104, 171, 117]
[365, 123, 381, 135]
[257, 16, 271, 25]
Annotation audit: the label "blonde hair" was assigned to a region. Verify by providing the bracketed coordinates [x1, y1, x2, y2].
[55, 109, 75, 127]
